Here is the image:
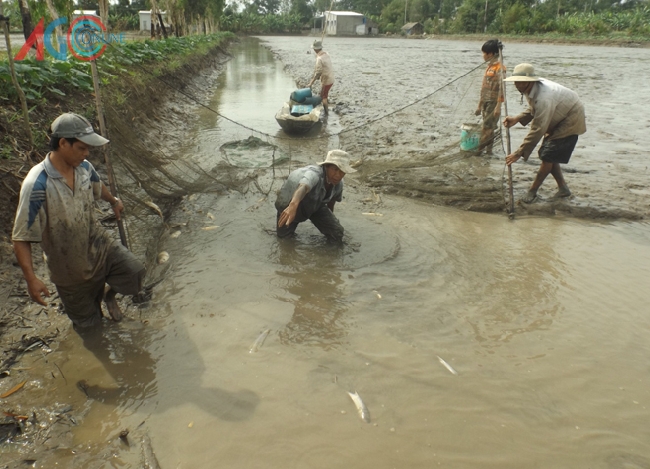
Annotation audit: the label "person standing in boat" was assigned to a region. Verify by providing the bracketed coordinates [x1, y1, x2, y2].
[307, 40, 334, 114]
[275, 150, 356, 243]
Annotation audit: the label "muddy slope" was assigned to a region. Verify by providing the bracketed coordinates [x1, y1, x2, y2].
[0, 43, 233, 465]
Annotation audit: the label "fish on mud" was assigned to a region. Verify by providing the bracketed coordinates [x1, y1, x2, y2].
[347, 391, 371, 423]
[141, 434, 161, 469]
[157, 251, 169, 264]
[170, 230, 181, 239]
[249, 329, 271, 353]
[144, 201, 164, 220]
[437, 356, 458, 375]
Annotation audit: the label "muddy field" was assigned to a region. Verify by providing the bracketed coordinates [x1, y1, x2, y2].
[1, 36, 650, 468]
[260, 36, 650, 219]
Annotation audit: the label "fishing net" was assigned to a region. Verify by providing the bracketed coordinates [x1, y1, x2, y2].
[96, 51, 510, 260]
[335, 63, 507, 212]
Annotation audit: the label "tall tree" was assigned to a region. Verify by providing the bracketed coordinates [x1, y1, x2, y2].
[17, 0, 34, 40]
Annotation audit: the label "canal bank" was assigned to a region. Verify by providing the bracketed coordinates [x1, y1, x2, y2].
[1, 36, 650, 468]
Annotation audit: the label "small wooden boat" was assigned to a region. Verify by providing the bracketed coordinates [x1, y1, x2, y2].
[275, 102, 322, 134]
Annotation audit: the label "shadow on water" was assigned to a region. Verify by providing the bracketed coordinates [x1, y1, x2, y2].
[273, 239, 350, 350]
[75, 319, 259, 422]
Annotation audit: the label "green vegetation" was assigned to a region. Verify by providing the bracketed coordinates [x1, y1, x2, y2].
[0, 33, 234, 103]
[0, 32, 233, 162]
[220, 11, 304, 33]
[369, 0, 650, 37]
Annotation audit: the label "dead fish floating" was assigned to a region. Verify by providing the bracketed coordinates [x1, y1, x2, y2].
[201, 226, 220, 231]
[347, 391, 370, 423]
[362, 212, 383, 217]
[170, 230, 181, 239]
[157, 251, 169, 264]
[437, 356, 458, 376]
[249, 329, 270, 353]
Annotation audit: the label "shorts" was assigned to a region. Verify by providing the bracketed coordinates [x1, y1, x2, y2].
[321, 84, 333, 100]
[481, 101, 500, 131]
[538, 134, 579, 164]
[56, 242, 145, 327]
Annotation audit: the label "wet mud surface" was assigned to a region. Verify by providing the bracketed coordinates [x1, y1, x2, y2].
[0, 47, 232, 468]
[1, 36, 650, 468]
[259, 36, 650, 220]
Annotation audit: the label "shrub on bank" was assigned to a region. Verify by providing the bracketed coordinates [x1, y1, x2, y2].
[0, 32, 234, 161]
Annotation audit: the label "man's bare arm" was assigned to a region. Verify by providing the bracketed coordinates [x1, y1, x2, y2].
[100, 183, 124, 220]
[278, 184, 310, 227]
[13, 241, 50, 306]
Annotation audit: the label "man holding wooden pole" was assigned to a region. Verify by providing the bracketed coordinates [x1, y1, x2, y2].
[12, 113, 145, 327]
[503, 63, 586, 204]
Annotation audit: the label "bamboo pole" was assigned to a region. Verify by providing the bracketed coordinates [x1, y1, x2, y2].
[0, 3, 34, 149]
[498, 43, 515, 219]
[90, 59, 129, 248]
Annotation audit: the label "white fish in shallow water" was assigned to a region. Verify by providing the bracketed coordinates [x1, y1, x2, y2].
[437, 356, 458, 375]
[249, 329, 270, 353]
[170, 230, 181, 238]
[347, 391, 370, 423]
[157, 251, 169, 264]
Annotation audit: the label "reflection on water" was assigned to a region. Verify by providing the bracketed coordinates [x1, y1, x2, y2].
[74, 323, 157, 406]
[274, 240, 350, 349]
[36, 38, 650, 469]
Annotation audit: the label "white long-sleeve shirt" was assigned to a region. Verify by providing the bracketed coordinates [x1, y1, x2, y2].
[515, 79, 587, 160]
[313, 51, 334, 86]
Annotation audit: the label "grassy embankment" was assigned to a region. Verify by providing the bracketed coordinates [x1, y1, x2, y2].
[0, 32, 234, 236]
[0, 32, 234, 160]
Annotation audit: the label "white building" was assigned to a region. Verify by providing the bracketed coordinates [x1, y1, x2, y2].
[72, 10, 100, 21]
[139, 10, 168, 32]
[317, 11, 377, 36]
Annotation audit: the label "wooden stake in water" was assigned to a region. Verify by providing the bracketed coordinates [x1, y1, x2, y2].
[498, 44, 515, 219]
[90, 59, 129, 249]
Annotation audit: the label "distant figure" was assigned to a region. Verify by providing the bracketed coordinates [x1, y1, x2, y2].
[307, 40, 334, 114]
[12, 113, 145, 327]
[275, 150, 356, 243]
[474, 39, 505, 155]
[503, 63, 586, 203]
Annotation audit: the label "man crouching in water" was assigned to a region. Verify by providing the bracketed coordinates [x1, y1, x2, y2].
[276, 150, 356, 243]
[12, 113, 145, 328]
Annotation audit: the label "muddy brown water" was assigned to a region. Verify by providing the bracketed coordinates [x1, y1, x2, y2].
[2, 37, 650, 468]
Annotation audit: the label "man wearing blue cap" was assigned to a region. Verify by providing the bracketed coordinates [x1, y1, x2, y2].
[12, 113, 145, 327]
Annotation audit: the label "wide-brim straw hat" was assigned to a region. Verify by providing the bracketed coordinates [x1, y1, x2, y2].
[318, 150, 357, 174]
[503, 63, 542, 82]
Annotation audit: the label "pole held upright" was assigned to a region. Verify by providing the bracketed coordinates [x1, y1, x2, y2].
[498, 43, 515, 218]
[90, 59, 129, 248]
